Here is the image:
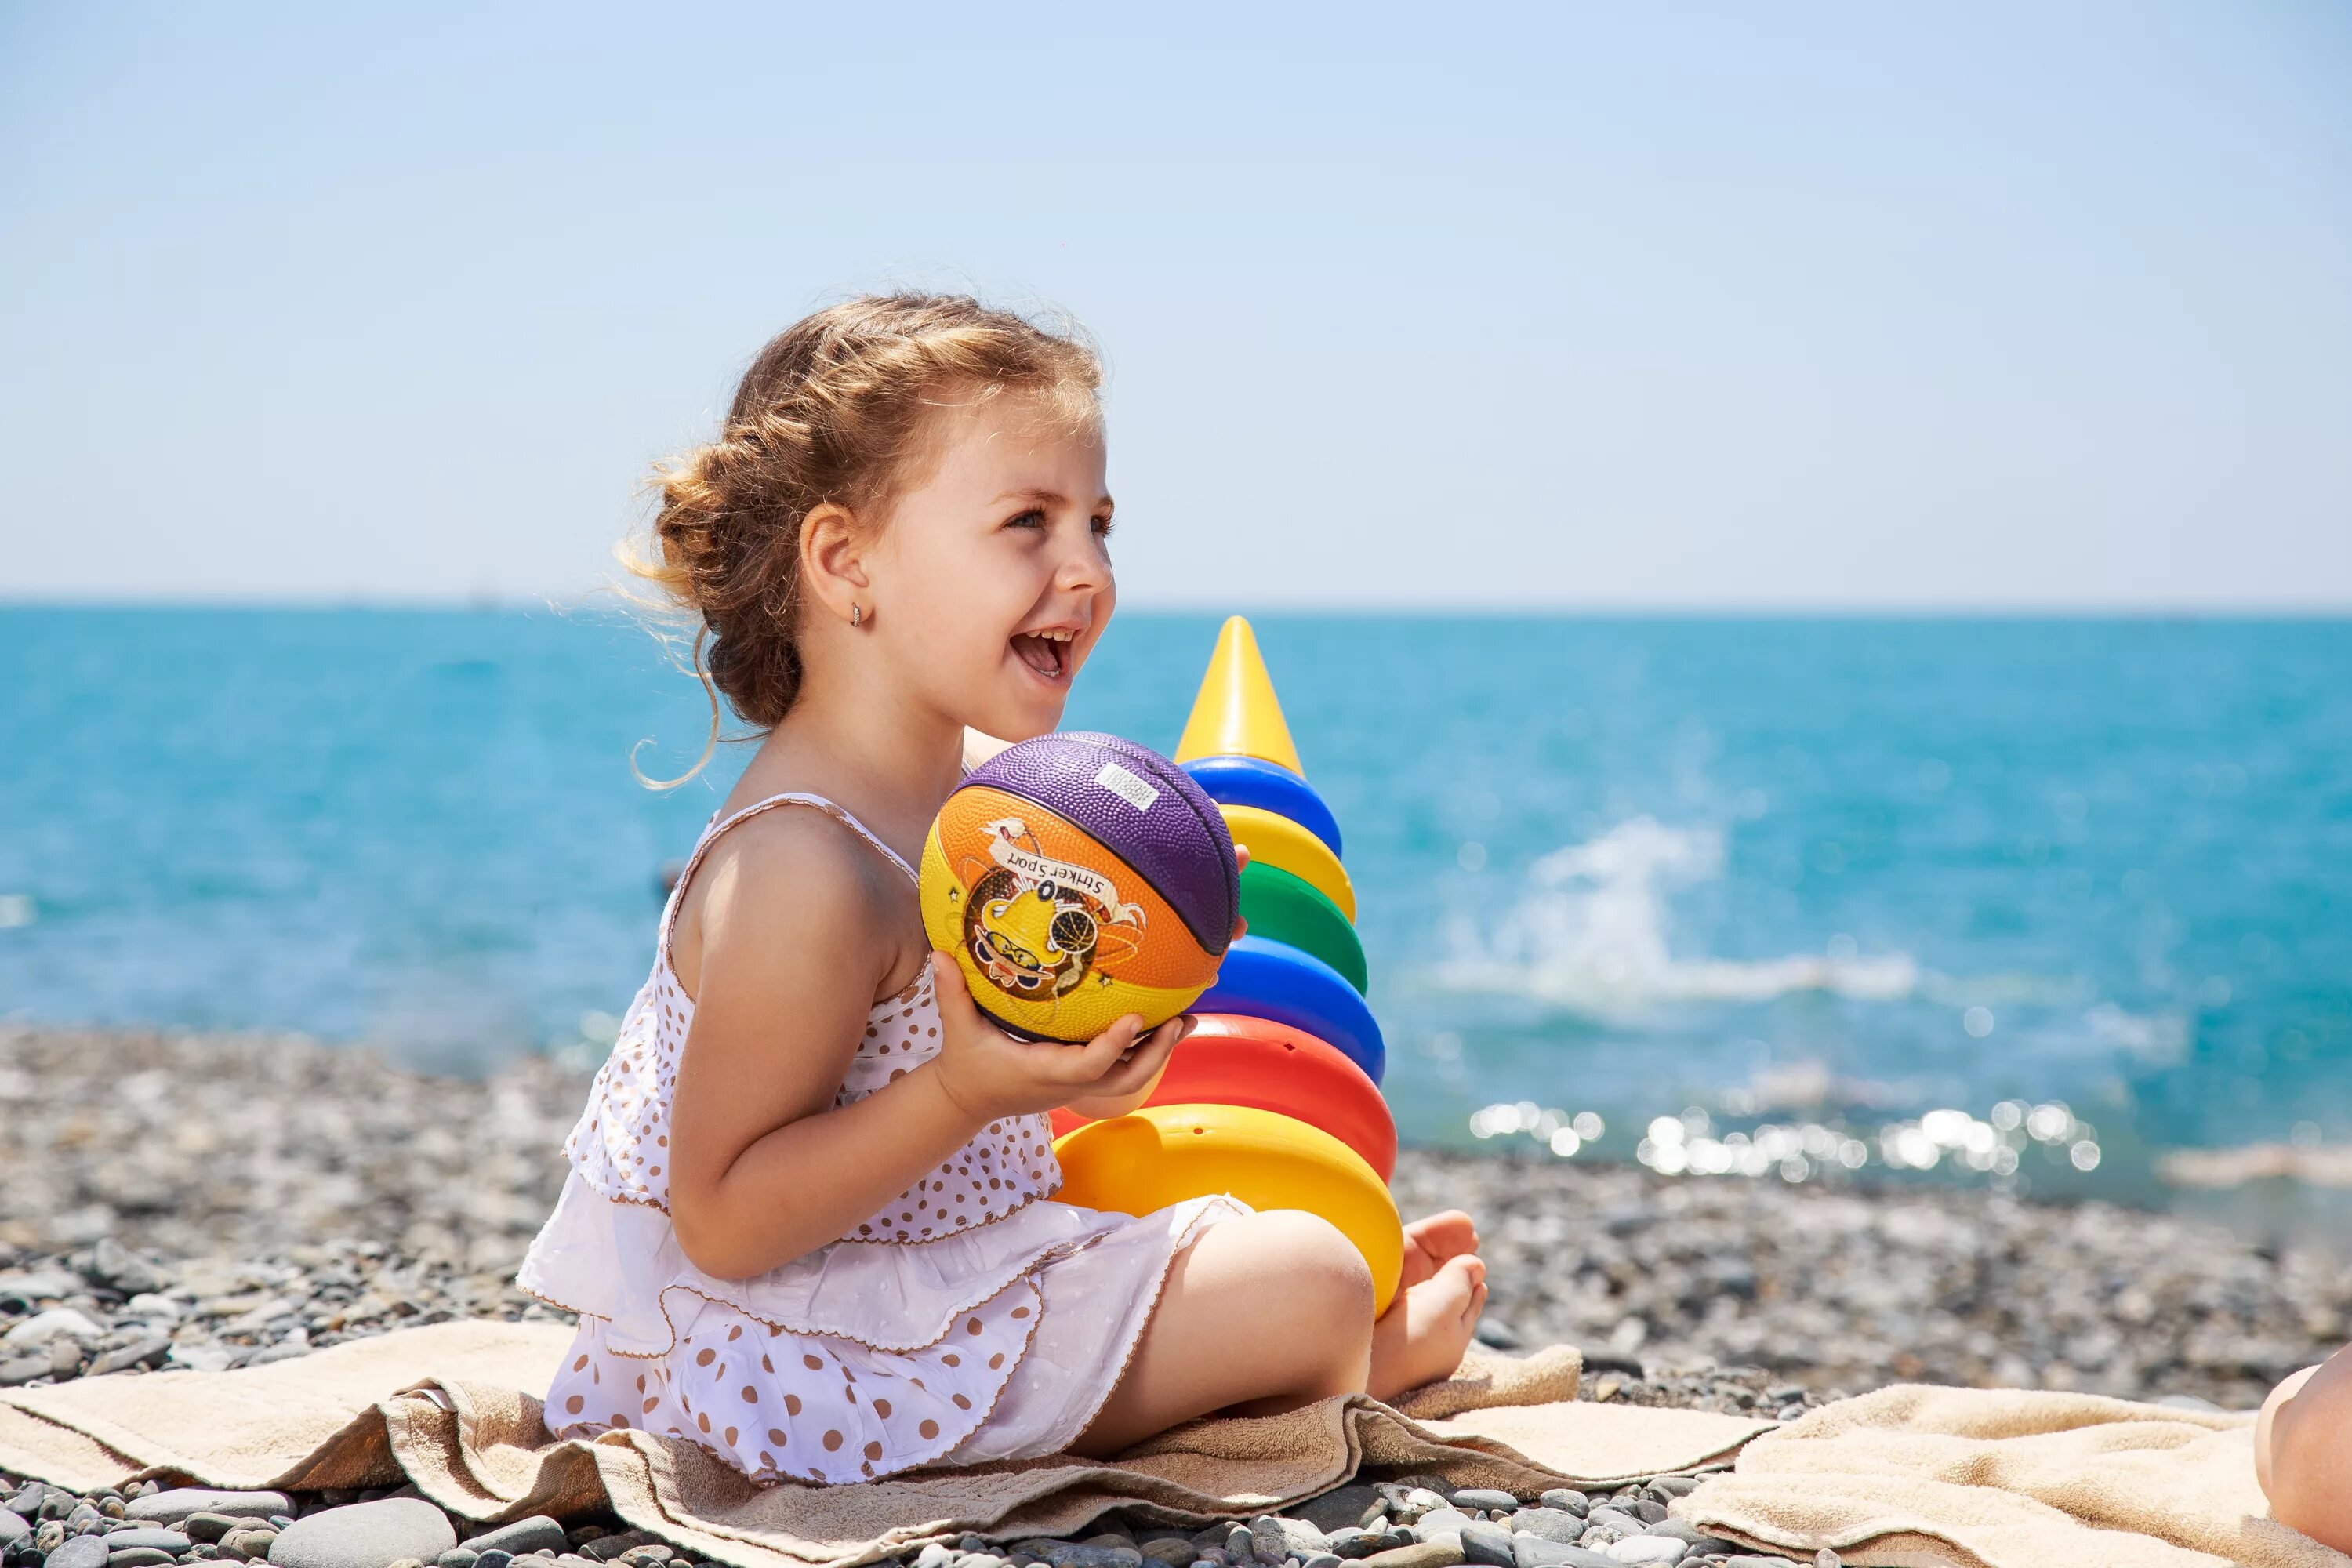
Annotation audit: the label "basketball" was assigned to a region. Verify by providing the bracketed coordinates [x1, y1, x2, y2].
[920, 731, 1239, 1043]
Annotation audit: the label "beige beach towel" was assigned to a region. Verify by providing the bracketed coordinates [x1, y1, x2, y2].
[1678, 1382, 2349, 1568]
[0, 1322, 1766, 1568]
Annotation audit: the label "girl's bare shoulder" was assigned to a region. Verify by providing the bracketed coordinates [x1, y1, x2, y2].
[670, 805, 909, 1002]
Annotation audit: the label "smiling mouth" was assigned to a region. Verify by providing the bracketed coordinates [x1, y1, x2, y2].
[1011, 629, 1077, 684]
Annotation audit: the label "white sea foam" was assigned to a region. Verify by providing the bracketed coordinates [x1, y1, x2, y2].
[1432, 817, 1920, 1013]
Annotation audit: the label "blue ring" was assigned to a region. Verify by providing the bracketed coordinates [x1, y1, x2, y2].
[1181, 756, 1344, 857]
[1198, 935, 1385, 1084]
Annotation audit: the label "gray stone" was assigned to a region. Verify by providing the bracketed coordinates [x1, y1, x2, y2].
[1406, 1512, 1472, 1546]
[1301, 1555, 1341, 1568]
[1010, 1545, 1138, 1568]
[1141, 1544, 1193, 1566]
[617, 1552, 671, 1567]
[911, 1544, 955, 1568]
[459, 1524, 566, 1560]
[0, 1514, 25, 1550]
[1323, 1531, 1387, 1561]
[87, 1336, 174, 1378]
[1504, 1511, 1582, 1546]
[1250, 1519, 1326, 1563]
[1627, 1526, 1709, 1548]
[578, 1536, 658, 1564]
[1597, 1541, 1682, 1566]
[1290, 1489, 1386, 1537]
[128, 1494, 292, 1529]
[100, 1531, 193, 1553]
[1445, 1494, 1516, 1517]
[439, 1554, 482, 1568]
[49, 1539, 113, 1568]
[267, 1500, 456, 1568]
[1456, 1525, 1513, 1568]
[1359, 1544, 1465, 1568]
[1628, 1505, 1665, 1527]
[473, 1554, 514, 1568]
[108, 1550, 179, 1568]
[1642, 1480, 1698, 1501]
[1508, 1544, 1613, 1568]
[227, 1531, 284, 1563]
[1579, 1514, 1640, 1540]
[1534, 1495, 1586, 1519]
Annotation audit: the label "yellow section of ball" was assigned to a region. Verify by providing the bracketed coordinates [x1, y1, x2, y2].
[920, 818, 1205, 1043]
[1053, 1102, 1403, 1313]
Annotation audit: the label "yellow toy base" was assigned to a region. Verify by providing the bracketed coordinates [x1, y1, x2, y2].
[1053, 1102, 1402, 1313]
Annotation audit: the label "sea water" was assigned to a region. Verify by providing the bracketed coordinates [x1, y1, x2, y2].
[4, 608, 2347, 1214]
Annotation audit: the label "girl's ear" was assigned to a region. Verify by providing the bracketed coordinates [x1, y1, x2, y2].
[800, 502, 871, 625]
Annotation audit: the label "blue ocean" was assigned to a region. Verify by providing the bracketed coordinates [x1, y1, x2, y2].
[5, 608, 2347, 1218]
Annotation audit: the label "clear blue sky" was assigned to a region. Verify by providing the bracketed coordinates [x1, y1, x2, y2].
[4, 3, 2348, 608]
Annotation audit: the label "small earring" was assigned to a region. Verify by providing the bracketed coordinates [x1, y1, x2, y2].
[851, 603, 862, 626]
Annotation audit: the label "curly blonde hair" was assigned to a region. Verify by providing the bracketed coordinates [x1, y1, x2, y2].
[623, 293, 1102, 781]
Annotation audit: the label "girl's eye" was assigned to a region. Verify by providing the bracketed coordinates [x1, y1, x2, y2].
[1093, 515, 1116, 539]
[1005, 508, 1047, 530]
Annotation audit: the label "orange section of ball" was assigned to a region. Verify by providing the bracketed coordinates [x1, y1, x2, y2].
[1048, 1014, 1396, 1179]
[930, 783, 1218, 993]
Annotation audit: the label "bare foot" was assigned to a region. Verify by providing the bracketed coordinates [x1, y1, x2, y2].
[1368, 1252, 1487, 1401]
[1398, 1210, 1479, 1292]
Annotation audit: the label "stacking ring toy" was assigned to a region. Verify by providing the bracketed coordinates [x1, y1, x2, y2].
[1181, 756, 1344, 857]
[1237, 860, 1367, 994]
[1049, 1014, 1396, 1178]
[1054, 1102, 1403, 1313]
[1218, 804, 1356, 922]
[1197, 936, 1385, 1083]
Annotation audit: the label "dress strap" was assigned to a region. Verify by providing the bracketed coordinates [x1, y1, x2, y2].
[657, 792, 920, 974]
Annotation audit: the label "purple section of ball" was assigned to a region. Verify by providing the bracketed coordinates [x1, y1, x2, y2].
[967, 731, 1238, 953]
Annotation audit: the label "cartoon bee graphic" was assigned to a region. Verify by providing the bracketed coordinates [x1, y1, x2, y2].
[951, 818, 1146, 1002]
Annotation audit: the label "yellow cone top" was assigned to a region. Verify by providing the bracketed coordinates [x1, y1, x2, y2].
[1174, 616, 1305, 776]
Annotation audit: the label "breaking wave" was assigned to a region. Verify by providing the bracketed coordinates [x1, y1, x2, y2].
[1432, 817, 1919, 1013]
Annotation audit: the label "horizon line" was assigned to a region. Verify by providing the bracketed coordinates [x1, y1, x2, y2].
[3, 594, 2350, 621]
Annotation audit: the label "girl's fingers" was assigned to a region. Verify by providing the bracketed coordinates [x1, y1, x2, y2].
[928, 953, 985, 1025]
[1092, 1016, 1183, 1094]
[1062, 1013, 1144, 1081]
[1235, 844, 1250, 872]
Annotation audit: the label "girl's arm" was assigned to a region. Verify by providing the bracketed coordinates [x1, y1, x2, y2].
[666, 813, 978, 1279]
[666, 811, 1188, 1282]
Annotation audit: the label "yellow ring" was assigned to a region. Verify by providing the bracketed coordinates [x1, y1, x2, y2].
[1220, 804, 1356, 923]
[1054, 1102, 1402, 1313]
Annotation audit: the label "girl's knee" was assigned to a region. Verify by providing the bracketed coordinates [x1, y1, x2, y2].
[1253, 1210, 1375, 1327]
[2261, 1359, 2352, 1550]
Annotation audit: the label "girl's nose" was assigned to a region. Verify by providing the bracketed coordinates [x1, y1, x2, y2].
[1054, 529, 1111, 595]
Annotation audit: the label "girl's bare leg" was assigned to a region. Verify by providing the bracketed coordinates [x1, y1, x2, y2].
[1069, 1208, 1490, 1457]
[2259, 1349, 2352, 1549]
[1069, 1210, 1375, 1457]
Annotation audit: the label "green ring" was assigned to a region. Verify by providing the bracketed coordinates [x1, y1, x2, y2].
[1237, 860, 1368, 995]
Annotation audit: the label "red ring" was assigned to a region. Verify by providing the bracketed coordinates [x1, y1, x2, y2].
[1049, 1012, 1396, 1179]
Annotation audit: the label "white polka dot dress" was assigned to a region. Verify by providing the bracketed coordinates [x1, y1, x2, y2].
[516, 793, 1248, 1485]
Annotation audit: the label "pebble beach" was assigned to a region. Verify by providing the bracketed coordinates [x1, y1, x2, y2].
[4, 1023, 2343, 1568]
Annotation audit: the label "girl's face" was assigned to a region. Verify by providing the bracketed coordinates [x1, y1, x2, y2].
[869, 390, 1116, 742]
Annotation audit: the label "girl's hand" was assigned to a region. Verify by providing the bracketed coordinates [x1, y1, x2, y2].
[1231, 841, 1250, 943]
[926, 952, 1188, 1123]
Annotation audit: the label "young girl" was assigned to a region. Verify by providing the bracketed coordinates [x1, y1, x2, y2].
[516, 294, 1488, 1485]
